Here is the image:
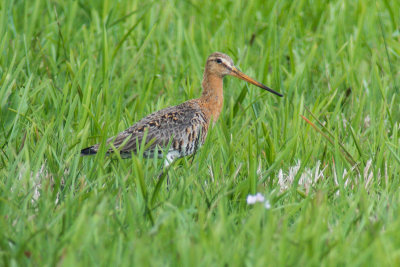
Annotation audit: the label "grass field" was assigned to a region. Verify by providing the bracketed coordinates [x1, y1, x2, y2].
[1, 0, 400, 266]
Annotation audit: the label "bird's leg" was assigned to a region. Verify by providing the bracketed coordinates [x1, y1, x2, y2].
[190, 127, 202, 165]
[156, 153, 176, 188]
[189, 146, 199, 165]
[163, 155, 172, 186]
[156, 168, 170, 186]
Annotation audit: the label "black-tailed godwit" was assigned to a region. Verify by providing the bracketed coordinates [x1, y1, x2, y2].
[81, 52, 283, 167]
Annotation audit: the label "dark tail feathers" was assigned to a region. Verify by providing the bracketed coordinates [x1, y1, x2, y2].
[81, 146, 98, 156]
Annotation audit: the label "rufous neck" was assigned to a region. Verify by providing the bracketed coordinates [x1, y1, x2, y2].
[201, 73, 223, 99]
[200, 72, 224, 121]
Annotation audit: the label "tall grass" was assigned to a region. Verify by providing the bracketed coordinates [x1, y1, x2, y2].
[1, 0, 399, 266]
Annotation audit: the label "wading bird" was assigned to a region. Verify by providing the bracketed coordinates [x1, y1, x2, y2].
[81, 52, 283, 168]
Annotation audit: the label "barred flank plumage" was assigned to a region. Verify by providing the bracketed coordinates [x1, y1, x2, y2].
[81, 101, 209, 160]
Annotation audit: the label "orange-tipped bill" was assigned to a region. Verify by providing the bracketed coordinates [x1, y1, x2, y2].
[231, 66, 283, 97]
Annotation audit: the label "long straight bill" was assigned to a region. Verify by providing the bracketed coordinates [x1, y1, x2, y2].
[231, 66, 283, 97]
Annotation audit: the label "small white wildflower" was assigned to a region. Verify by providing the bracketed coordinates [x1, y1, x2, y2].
[246, 195, 257, 204]
[264, 200, 271, 210]
[246, 193, 265, 205]
[255, 193, 265, 202]
[246, 193, 270, 209]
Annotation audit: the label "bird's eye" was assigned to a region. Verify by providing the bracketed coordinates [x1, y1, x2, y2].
[216, 58, 222, 64]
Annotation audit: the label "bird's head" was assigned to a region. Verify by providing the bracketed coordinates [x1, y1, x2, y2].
[205, 52, 283, 97]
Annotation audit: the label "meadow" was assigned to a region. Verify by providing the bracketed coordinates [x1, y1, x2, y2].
[1, 0, 400, 266]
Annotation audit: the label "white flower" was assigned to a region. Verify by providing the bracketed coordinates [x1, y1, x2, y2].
[246, 194, 257, 204]
[247, 193, 265, 204]
[255, 193, 265, 202]
[246, 193, 270, 209]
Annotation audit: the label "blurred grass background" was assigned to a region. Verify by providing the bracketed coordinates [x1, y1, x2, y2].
[1, 0, 400, 266]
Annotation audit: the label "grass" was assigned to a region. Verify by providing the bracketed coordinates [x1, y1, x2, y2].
[1, 0, 400, 266]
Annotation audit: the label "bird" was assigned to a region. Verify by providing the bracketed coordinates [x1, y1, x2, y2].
[81, 52, 283, 168]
